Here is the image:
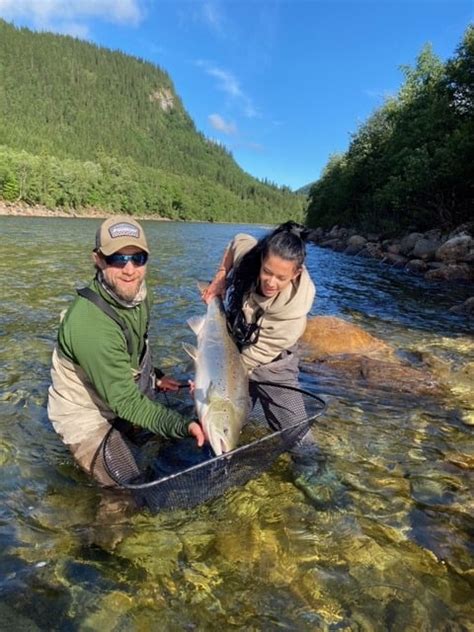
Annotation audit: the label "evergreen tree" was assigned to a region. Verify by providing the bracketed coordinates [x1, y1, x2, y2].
[306, 27, 473, 233]
[0, 19, 305, 223]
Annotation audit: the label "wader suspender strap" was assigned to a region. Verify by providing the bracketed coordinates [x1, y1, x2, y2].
[76, 287, 134, 355]
[77, 287, 153, 444]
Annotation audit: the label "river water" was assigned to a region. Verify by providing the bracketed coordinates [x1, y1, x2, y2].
[0, 216, 472, 630]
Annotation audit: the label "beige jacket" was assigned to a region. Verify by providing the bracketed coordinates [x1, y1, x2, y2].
[229, 233, 316, 372]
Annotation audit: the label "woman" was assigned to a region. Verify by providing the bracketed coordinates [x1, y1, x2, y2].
[203, 221, 337, 505]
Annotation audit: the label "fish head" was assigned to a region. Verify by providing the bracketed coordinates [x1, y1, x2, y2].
[203, 398, 245, 456]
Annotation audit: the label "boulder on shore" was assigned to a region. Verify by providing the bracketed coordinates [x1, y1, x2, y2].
[436, 235, 472, 262]
[307, 223, 474, 315]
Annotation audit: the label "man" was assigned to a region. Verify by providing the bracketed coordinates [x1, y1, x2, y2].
[48, 216, 204, 490]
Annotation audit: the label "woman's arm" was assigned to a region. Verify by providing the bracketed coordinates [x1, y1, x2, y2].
[202, 247, 234, 303]
[201, 234, 257, 303]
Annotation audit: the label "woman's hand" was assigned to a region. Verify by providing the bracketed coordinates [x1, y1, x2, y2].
[156, 375, 181, 392]
[201, 271, 227, 303]
[188, 421, 205, 447]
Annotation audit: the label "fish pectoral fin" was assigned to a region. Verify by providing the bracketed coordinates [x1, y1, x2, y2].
[182, 342, 198, 361]
[187, 315, 205, 336]
[207, 380, 220, 399]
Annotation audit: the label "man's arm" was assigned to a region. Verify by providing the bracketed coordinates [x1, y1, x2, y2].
[60, 301, 191, 438]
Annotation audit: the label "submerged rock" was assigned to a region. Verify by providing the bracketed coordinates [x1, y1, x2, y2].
[382, 253, 407, 267]
[301, 316, 394, 361]
[444, 452, 474, 470]
[406, 259, 428, 274]
[424, 263, 473, 282]
[302, 354, 442, 396]
[449, 296, 474, 318]
[300, 316, 443, 396]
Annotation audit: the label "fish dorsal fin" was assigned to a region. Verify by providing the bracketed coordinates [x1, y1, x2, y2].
[187, 315, 205, 336]
[182, 342, 198, 361]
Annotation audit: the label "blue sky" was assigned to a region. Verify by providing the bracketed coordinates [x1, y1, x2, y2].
[0, 1, 472, 190]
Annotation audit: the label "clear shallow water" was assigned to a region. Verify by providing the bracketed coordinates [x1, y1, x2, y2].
[0, 216, 473, 630]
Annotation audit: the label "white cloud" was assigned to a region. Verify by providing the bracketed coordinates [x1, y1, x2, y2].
[244, 141, 263, 152]
[196, 60, 259, 119]
[177, 0, 225, 35]
[242, 100, 258, 119]
[0, 0, 143, 28]
[201, 1, 222, 33]
[207, 66, 241, 98]
[208, 113, 236, 135]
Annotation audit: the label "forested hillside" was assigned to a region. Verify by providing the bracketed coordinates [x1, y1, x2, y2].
[0, 19, 304, 222]
[296, 183, 313, 196]
[306, 26, 473, 234]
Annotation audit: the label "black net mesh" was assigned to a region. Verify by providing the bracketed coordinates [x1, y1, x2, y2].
[102, 383, 326, 512]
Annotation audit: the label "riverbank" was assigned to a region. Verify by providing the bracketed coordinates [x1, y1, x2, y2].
[0, 200, 170, 221]
[2, 199, 472, 317]
[308, 223, 474, 318]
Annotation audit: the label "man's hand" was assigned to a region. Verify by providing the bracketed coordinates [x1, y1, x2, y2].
[156, 375, 181, 392]
[188, 421, 205, 447]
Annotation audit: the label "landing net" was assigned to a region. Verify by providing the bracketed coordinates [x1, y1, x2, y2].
[101, 382, 326, 512]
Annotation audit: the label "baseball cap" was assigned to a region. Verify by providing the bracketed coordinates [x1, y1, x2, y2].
[95, 216, 149, 256]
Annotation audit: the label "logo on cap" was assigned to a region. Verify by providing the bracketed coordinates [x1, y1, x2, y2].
[108, 222, 140, 240]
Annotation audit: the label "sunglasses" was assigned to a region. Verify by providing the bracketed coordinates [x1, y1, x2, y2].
[103, 252, 148, 268]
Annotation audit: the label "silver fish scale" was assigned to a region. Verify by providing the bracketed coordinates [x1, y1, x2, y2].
[192, 297, 249, 454]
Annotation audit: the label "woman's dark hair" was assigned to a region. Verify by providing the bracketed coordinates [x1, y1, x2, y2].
[226, 221, 310, 346]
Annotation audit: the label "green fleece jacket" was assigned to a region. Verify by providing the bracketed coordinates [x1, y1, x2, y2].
[57, 277, 189, 437]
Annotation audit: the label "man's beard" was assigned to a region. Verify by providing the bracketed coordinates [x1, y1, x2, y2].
[110, 278, 140, 303]
[98, 270, 146, 307]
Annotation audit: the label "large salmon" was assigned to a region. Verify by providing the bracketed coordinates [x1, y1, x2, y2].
[183, 297, 249, 456]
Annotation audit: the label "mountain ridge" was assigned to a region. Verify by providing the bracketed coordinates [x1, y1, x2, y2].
[0, 19, 305, 223]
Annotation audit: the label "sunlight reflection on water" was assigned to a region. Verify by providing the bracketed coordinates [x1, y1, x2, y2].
[0, 216, 473, 629]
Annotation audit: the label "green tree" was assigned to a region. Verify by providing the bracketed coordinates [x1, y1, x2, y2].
[0, 19, 305, 224]
[1, 170, 19, 201]
[306, 27, 473, 233]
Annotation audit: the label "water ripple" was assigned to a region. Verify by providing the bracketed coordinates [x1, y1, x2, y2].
[0, 216, 473, 629]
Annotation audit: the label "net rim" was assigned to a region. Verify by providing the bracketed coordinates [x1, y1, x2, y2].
[102, 383, 327, 491]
